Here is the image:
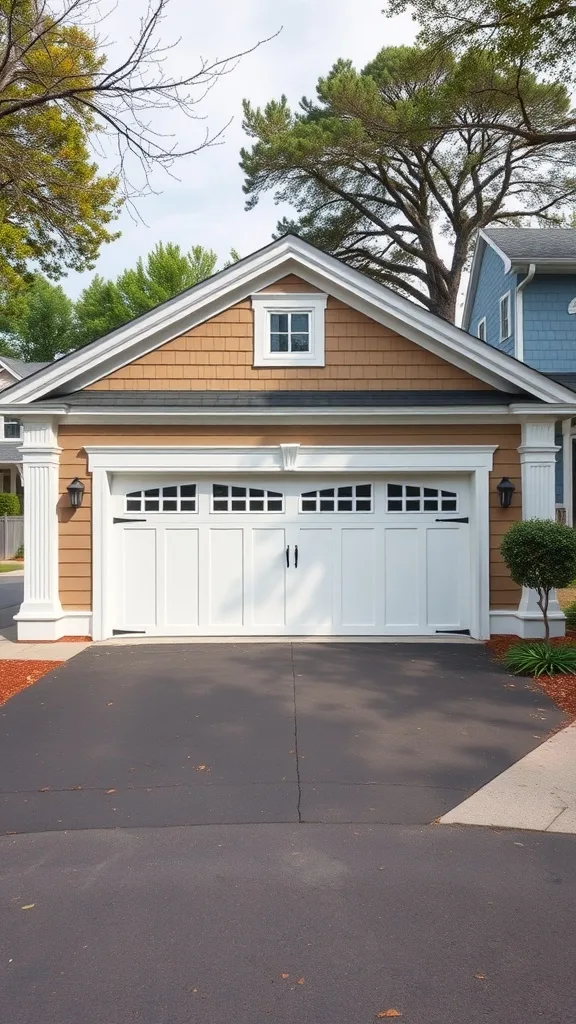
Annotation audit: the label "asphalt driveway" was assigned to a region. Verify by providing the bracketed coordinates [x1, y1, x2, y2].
[0, 642, 564, 833]
[2, 643, 574, 1024]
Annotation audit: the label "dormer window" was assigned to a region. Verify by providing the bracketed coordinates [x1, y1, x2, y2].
[252, 293, 327, 367]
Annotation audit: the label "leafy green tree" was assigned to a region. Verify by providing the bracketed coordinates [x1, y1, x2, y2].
[241, 45, 576, 320]
[73, 243, 239, 346]
[501, 519, 576, 641]
[0, 0, 262, 293]
[15, 277, 74, 362]
[384, 1, 576, 144]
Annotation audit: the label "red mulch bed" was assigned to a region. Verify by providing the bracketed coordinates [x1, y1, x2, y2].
[487, 635, 576, 718]
[0, 661, 63, 706]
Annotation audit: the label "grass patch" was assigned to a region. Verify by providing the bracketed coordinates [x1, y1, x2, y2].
[0, 562, 23, 573]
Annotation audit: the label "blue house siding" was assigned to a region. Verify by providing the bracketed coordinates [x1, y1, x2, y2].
[467, 245, 517, 356]
[523, 275, 576, 372]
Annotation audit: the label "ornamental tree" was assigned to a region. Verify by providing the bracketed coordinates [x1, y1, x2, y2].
[500, 518, 576, 640]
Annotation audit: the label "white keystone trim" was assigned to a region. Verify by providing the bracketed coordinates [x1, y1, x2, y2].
[1, 235, 574, 406]
[88, 442, 495, 641]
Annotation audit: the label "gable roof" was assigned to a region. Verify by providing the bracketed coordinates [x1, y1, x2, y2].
[484, 228, 576, 263]
[462, 228, 576, 331]
[0, 234, 574, 407]
[0, 356, 49, 380]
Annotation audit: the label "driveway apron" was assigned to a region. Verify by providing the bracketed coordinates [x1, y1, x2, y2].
[0, 642, 563, 833]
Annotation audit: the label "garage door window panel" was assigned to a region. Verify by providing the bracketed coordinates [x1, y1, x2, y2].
[211, 484, 284, 513]
[300, 484, 372, 513]
[386, 483, 458, 514]
[125, 484, 197, 513]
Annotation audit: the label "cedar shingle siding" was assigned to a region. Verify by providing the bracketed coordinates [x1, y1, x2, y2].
[86, 276, 494, 393]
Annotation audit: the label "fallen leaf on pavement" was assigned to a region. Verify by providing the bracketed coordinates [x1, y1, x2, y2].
[280, 974, 289, 980]
[474, 973, 486, 980]
[376, 1012, 402, 1018]
[38, 787, 50, 793]
[105, 789, 116, 794]
[195, 765, 210, 772]
[21, 904, 35, 910]
[297, 978, 305, 985]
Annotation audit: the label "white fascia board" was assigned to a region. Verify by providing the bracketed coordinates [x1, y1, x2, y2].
[461, 232, 485, 330]
[479, 230, 512, 273]
[4, 234, 575, 407]
[0, 404, 68, 415]
[510, 403, 576, 416]
[65, 405, 515, 427]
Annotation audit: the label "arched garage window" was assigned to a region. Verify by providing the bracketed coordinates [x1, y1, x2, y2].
[386, 484, 457, 513]
[300, 484, 372, 513]
[126, 484, 197, 513]
[212, 484, 284, 513]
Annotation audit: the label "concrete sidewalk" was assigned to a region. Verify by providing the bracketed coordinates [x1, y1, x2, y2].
[440, 720, 576, 834]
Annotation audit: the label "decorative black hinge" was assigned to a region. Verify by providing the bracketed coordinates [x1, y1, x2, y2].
[113, 517, 146, 524]
[435, 516, 469, 523]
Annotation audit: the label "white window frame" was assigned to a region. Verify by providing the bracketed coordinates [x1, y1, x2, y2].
[476, 317, 487, 342]
[251, 292, 327, 367]
[499, 292, 511, 343]
[0, 415, 22, 440]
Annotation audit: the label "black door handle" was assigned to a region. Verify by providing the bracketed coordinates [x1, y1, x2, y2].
[286, 545, 290, 568]
[294, 544, 298, 568]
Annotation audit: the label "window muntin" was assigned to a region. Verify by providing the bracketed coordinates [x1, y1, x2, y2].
[212, 484, 284, 513]
[499, 292, 511, 341]
[477, 317, 487, 342]
[300, 484, 372, 513]
[270, 311, 310, 353]
[126, 484, 197, 513]
[386, 483, 458, 514]
[3, 418, 21, 439]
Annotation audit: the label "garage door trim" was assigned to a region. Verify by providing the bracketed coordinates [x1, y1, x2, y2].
[87, 444, 496, 641]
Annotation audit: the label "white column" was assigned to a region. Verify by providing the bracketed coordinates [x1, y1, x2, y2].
[14, 419, 63, 640]
[562, 418, 573, 527]
[516, 420, 564, 636]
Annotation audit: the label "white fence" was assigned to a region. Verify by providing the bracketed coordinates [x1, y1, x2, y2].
[0, 515, 23, 559]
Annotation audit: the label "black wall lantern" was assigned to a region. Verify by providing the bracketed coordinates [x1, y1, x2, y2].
[497, 476, 515, 509]
[67, 477, 85, 509]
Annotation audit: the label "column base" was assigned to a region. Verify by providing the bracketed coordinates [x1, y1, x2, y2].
[15, 607, 92, 641]
[490, 609, 566, 638]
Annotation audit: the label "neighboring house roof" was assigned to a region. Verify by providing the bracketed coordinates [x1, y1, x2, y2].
[0, 443, 22, 464]
[484, 228, 576, 263]
[0, 234, 573, 407]
[62, 388, 536, 408]
[462, 228, 576, 331]
[0, 356, 48, 380]
[546, 372, 576, 392]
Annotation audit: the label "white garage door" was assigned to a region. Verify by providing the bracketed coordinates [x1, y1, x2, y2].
[111, 475, 471, 637]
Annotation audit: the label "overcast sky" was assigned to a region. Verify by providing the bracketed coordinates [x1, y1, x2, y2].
[65, 0, 417, 296]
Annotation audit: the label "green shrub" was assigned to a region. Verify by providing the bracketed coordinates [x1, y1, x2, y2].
[501, 519, 576, 640]
[504, 641, 576, 677]
[14, 544, 23, 560]
[0, 493, 21, 516]
[564, 601, 576, 631]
